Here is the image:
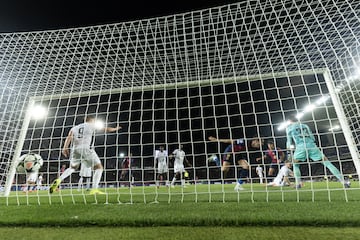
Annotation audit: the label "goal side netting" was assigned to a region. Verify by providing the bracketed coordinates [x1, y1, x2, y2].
[0, 0, 360, 205]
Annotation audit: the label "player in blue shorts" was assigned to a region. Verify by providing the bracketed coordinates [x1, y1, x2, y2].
[286, 119, 350, 188]
[208, 136, 263, 190]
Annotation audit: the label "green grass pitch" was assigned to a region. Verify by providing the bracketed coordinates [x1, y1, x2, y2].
[0, 182, 359, 239]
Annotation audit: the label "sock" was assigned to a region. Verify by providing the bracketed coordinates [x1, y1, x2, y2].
[237, 169, 249, 184]
[181, 179, 185, 186]
[78, 177, 83, 189]
[293, 163, 301, 185]
[86, 178, 91, 189]
[60, 168, 75, 181]
[323, 160, 344, 183]
[92, 168, 103, 189]
[171, 177, 176, 185]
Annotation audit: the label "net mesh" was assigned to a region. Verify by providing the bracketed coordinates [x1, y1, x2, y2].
[0, 0, 360, 204]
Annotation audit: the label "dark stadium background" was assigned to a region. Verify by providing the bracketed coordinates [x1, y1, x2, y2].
[20, 73, 354, 184]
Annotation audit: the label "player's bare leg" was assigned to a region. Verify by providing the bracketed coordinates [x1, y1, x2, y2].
[90, 163, 105, 195]
[221, 161, 230, 183]
[234, 159, 249, 191]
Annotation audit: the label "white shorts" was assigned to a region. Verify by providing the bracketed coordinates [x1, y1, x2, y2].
[79, 164, 92, 177]
[70, 147, 101, 168]
[26, 171, 38, 184]
[157, 163, 168, 174]
[174, 164, 185, 174]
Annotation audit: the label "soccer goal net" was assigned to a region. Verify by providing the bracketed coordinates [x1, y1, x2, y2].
[0, 0, 360, 205]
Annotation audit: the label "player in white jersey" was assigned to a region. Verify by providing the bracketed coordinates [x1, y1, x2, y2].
[78, 163, 92, 191]
[169, 145, 191, 188]
[154, 146, 169, 188]
[36, 173, 43, 191]
[49, 115, 122, 195]
[256, 165, 264, 184]
[267, 160, 293, 187]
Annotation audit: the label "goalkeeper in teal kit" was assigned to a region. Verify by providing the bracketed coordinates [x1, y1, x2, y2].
[286, 120, 350, 188]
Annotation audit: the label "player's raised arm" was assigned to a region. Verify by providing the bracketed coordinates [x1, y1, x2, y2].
[62, 130, 73, 158]
[286, 126, 293, 150]
[104, 124, 122, 133]
[208, 136, 234, 144]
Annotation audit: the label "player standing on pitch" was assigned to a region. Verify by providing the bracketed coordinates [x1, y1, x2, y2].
[49, 115, 122, 195]
[154, 146, 169, 188]
[286, 119, 350, 188]
[169, 145, 192, 188]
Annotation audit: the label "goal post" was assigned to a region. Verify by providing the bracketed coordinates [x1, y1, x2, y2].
[323, 69, 360, 175]
[3, 100, 35, 197]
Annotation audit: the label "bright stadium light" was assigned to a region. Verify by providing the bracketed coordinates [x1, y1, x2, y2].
[315, 95, 330, 105]
[329, 125, 341, 132]
[119, 153, 125, 158]
[277, 120, 291, 131]
[303, 104, 316, 113]
[335, 84, 344, 93]
[346, 69, 360, 83]
[295, 112, 304, 120]
[94, 119, 104, 130]
[30, 105, 48, 120]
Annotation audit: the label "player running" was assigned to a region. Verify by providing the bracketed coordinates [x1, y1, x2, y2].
[49, 115, 122, 195]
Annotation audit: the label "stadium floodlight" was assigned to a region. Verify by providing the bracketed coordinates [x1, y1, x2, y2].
[94, 119, 105, 130]
[335, 84, 344, 93]
[303, 104, 316, 113]
[30, 105, 48, 120]
[119, 153, 125, 158]
[316, 95, 330, 105]
[329, 125, 341, 132]
[295, 112, 304, 120]
[277, 120, 291, 131]
[346, 69, 360, 83]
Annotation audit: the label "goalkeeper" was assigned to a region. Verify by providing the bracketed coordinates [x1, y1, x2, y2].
[286, 119, 350, 188]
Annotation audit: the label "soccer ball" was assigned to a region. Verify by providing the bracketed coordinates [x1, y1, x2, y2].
[16, 153, 44, 173]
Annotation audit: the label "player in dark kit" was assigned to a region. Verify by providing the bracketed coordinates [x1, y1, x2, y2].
[208, 136, 263, 190]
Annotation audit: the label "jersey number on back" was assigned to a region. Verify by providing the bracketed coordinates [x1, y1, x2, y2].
[78, 127, 84, 139]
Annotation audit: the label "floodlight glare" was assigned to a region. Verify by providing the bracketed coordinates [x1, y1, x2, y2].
[335, 84, 343, 93]
[119, 153, 125, 158]
[94, 119, 104, 130]
[329, 125, 341, 132]
[30, 105, 48, 120]
[316, 95, 330, 105]
[277, 120, 291, 131]
[303, 104, 316, 113]
[295, 112, 304, 120]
